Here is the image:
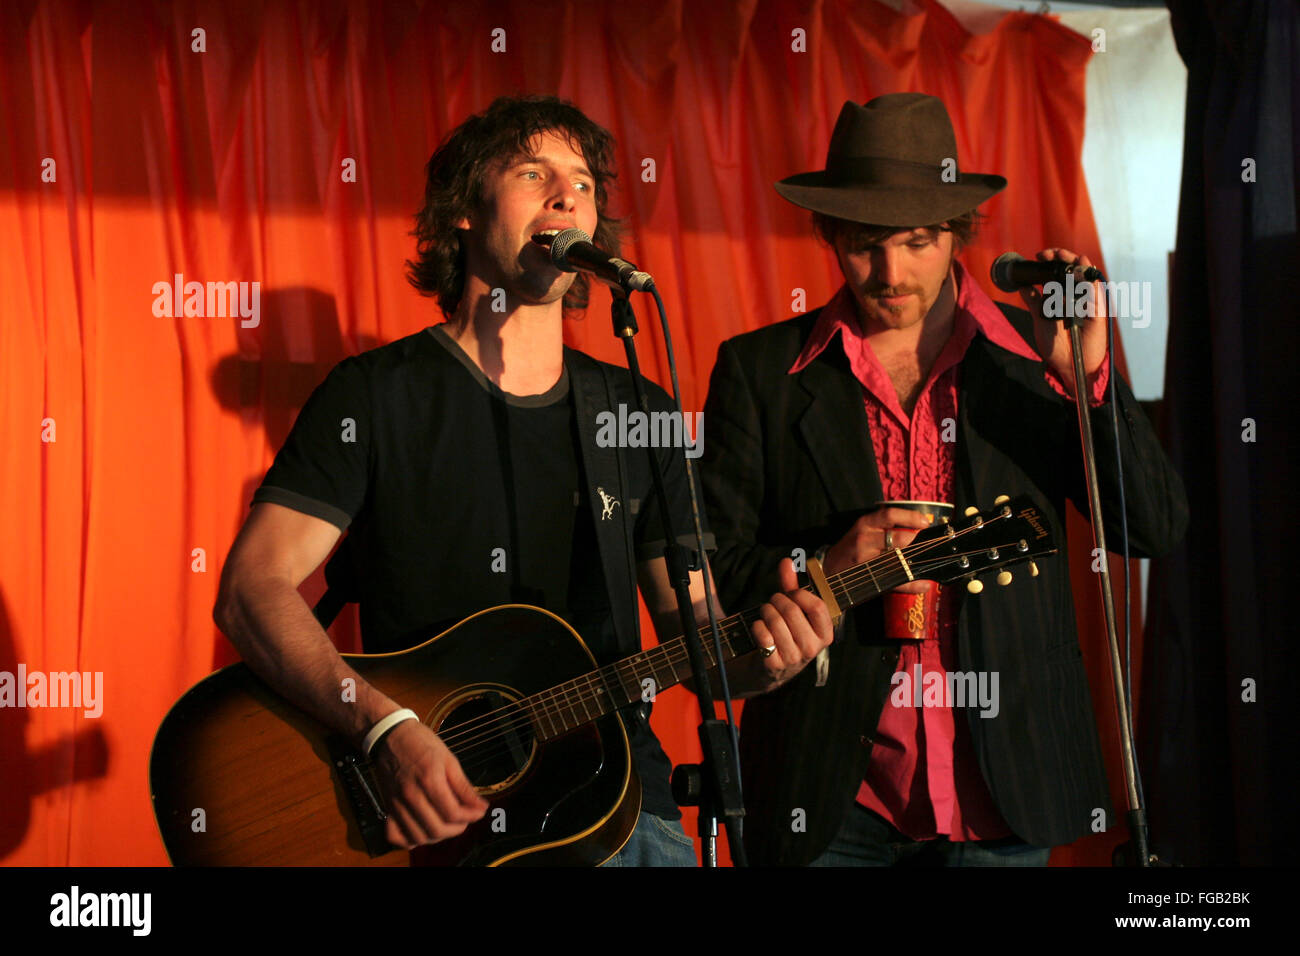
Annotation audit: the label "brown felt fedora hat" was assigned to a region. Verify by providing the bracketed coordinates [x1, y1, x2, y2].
[775, 93, 1006, 227]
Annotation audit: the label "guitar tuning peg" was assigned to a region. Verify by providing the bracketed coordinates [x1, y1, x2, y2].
[966, 578, 984, 594]
[997, 571, 1012, 586]
[1029, 561, 1039, 577]
[993, 494, 1010, 505]
[964, 506, 979, 517]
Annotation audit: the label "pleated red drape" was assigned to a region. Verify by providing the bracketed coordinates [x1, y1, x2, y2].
[1, 0, 1126, 865]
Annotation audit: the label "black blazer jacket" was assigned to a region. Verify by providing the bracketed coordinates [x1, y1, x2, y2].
[699, 303, 1188, 865]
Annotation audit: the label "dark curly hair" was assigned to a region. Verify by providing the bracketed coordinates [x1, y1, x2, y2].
[811, 209, 984, 252]
[406, 95, 622, 316]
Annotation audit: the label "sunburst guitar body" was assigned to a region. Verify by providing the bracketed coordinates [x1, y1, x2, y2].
[151, 606, 640, 866]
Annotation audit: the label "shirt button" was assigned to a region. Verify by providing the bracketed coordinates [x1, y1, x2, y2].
[860, 734, 874, 746]
[879, 651, 890, 662]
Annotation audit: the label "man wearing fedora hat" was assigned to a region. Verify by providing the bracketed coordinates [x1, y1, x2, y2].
[699, 93, 1187, 865]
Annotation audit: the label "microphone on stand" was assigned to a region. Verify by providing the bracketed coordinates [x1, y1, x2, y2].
[991, 252, 1103, 292]
[536, 227, 655, 292]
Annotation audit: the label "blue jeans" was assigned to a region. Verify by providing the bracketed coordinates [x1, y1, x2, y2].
[602, 811, 698, 867]
[810, 803, 1051, 867]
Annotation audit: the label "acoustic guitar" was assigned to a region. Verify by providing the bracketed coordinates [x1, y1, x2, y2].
[150, 495, 1056, 866]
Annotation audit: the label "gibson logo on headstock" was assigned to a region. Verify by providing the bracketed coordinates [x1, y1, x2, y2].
[1018, 507, 1049, 540]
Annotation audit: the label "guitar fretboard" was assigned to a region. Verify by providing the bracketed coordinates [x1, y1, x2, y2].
[453, 501, 1042, 746]
[518, 550, 923, 740]
[521, 608, 760, 740]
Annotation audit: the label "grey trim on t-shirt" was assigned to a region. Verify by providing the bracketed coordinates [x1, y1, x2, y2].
[426, 324, 570, 408]
[252, 485, 353, 531]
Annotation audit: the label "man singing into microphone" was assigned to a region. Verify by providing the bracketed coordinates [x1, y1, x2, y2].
[699, 93, 1187, 866]
[213, 95, 833, 865]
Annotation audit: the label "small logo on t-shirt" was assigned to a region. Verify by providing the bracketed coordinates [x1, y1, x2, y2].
[597, 487, 620, 521]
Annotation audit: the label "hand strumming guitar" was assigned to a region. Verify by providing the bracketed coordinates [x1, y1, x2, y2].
[371, 719, 489, 849]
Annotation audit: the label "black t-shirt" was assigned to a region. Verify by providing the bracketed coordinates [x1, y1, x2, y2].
[253, 325, 708, 818]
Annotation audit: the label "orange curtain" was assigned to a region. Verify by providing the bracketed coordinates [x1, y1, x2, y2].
[0, 0, 1125, 865]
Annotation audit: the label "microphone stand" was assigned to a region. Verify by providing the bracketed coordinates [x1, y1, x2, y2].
[1056, 276, 1153, 867]
[607, 287, 747, 868]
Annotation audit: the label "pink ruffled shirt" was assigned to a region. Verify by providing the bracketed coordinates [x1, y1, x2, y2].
[788, 260, 1108, 840]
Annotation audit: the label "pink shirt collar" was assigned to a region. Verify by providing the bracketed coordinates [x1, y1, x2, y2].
[787, 259, 1040, 377]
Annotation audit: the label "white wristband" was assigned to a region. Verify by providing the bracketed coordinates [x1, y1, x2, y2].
[362, 708, 419, 758]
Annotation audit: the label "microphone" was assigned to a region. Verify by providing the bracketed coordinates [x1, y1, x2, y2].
[545, 228, 655, 292]
[990, 252, 1103, 292]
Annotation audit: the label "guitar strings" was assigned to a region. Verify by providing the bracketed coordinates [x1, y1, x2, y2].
[440, 616, 751, 753]
[436, 532, 1035, 770]
[442, 534, 1029, 765]
[436, 521, 1029, 758]
[451, 548, 994, 775]
[449, 544, 1036, 777]
[454, 523, 1012, 747]
[441, 617, 759, 767]
[446, 626, 756, 775]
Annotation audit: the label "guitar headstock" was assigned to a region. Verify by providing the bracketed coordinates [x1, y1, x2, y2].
[908, 495, 1058, 593]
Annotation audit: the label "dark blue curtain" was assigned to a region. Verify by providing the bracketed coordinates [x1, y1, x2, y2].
[1142, 0, 1299, 866]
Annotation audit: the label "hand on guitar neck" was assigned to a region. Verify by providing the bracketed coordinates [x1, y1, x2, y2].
[738, 507, 948, 694]
[370, 718, 489, 849]
[737, 558, 836, 694]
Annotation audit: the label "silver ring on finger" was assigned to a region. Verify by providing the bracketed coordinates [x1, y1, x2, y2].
[883, 529, 894, 549]
[760, 644, 777, 658]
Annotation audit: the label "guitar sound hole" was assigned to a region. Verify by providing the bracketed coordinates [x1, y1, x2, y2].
[435, 689, 536, 794]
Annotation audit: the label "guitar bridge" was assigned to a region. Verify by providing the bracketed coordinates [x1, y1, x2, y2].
[326, 736, 393, 858]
